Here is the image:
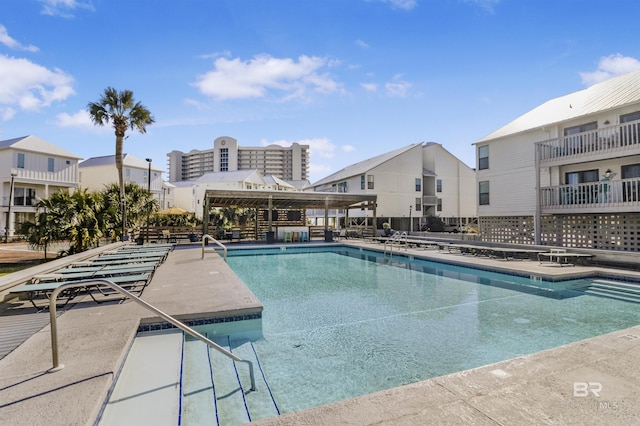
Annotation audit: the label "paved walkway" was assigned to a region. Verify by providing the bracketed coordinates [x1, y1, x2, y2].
[0, 241, 639, 425]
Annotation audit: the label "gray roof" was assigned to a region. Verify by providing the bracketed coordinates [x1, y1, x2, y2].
[0, 135, 82, 159]
[80, 154, 163, 172]
[311, 144, 421, 186]
[477, 69, 640, 143]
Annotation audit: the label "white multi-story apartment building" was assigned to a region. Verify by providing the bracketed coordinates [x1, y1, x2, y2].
[309, 142, 476, 231]
[1, 135, 81, 238]
[79, 154, 164, 200]
[475, 69, 640, 251]
[167, 136, 309, 182]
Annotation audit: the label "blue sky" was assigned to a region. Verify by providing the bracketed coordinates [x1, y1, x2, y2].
[2, 0, 640, 183]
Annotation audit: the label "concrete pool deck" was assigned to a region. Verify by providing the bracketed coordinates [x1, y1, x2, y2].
[1, 241, 639, 425]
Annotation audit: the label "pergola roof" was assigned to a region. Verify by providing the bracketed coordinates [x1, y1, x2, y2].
[204, 189, 377, 210]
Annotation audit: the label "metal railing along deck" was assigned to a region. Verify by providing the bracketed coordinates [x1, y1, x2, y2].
[47, 278, 256, 391]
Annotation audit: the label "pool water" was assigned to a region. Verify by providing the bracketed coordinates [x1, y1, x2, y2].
[222, 247, 639, 414]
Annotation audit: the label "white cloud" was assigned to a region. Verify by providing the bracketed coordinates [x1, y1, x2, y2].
[342, 145, 356, 152]
[0, 25, 39, 52]
[356, 39, 370, 49]
[462, 0, 500, 13]
[54, 109, 96, 129]
[193, 54, 343, 101]
[361, 82, 378, 92]
[381, 0, 418, 11]
[580, 54, 640, 86]
[0, 107, 16, 121]
[183, 98, 210, 110]
[39, 0, 95, 18]
[0, 54, 75, 115]
[385, 75, 412, 97]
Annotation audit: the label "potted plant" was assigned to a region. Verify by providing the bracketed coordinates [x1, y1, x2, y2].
[382, 222, 392, 236]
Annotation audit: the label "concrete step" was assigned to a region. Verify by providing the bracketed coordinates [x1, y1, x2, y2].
[98, 329, 183, 425]
[230, 338, 280, 422]
[182, 337, 218, 425]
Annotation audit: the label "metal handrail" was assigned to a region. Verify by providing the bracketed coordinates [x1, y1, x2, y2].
[384, 231, 407, 256]
[201, 234, 227, 262]
[47, 279, 256, 391]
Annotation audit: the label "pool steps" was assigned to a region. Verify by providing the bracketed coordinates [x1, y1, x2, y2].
[572, 279, 640, 304]
[99, 330, 279, 425]
[98, 331, 183, 425]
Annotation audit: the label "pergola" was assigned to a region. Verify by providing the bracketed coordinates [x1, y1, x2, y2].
[202, 189, 378, 241]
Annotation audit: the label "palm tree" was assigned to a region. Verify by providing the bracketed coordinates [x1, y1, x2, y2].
[101, 182, 157, 240]
[87, 87, 154, 240]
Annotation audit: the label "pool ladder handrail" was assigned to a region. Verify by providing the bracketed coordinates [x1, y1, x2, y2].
[384, 231, 408, 256]
[47, 278, 256, 391]
[201, 234, 227, 262]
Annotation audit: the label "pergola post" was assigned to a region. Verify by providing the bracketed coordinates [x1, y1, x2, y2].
[203, 196, 210, 239]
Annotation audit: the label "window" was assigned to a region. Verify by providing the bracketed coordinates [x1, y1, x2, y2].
[17, 153, 25, 169]
[415, 178, 421, 192]
[622, 163, 640, 202]
[436, 179, 442, 193]
[479, 181, 490, 205]
[47, 158, 54, 172]
[415, 197, 421, 212]
[220, 147, 229, 171]
[563, 121, 597, 136]
[620, 112, 640, 146]
[13, 187, 36, 206]
[436, 198, 442, 212]
[337, 181, 347, 193]
[620, 111, 640, 123]
[565, 169, 598, 184]
[367, 174, 374, 190]
[478, 146, 489, 170]
[563, 170, 599, 205]
[361, 175, 365, 190]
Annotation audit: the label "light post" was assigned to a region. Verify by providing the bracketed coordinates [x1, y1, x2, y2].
[5, 171, 17, 243]
[145, 158, 152, 243]
[409, 205, 412, 234]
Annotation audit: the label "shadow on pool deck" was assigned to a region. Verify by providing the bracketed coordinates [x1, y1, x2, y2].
[0, 241, 639, 425]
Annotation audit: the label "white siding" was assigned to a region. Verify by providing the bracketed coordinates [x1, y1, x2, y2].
[477, 130, 541, 216]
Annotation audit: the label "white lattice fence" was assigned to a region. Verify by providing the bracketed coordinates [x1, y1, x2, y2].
[481, 213, 640, 251]
[478, 216, 535, 244]
[542, 214, 640, 251]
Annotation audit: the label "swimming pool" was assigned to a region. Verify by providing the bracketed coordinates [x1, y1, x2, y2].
[213, 246, 639, 415]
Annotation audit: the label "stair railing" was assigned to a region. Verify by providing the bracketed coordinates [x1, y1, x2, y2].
[47, 279, 256, 391]
[384, 231, 408, 256]
[201, 234, 228, 262]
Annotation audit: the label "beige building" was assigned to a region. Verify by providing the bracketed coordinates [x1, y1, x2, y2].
[167, 136, 309, 182]
[79, 154, 164, 200]
[475, 69, 640, 251]
[309, 142, 476, 232]
[1, 135, 81, 238]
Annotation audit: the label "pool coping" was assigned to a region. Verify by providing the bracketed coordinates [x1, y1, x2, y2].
[1, 242, 639, 425]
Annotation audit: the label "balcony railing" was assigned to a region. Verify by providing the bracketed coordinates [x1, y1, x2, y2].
[537, 121, 640, 163]
[540, 177, 640, 211]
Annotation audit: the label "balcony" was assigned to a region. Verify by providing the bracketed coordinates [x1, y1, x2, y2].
[537, 121, 640, 164]
[423, 195, 438, 206]
[540, 177, 640, 214]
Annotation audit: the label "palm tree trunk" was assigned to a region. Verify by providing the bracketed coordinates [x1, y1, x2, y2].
[115, 135, 126, 240]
